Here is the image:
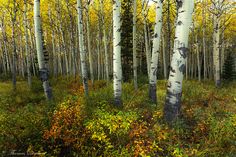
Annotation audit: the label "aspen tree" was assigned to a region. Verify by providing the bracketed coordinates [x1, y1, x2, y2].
[113, 0, 122, 106]
[133, 0, 138, 90]
[34, 0, 53, 100]
[24, 0, 32, 88]
[142, 0, 151, 77]
[99, 0, 110, 83]
[85, 0, 94, 85]
[77, 0, 89, 96]
[12, 0, 17, 90]
[164, 0, 194, 123]
[149, 0, 163, 103]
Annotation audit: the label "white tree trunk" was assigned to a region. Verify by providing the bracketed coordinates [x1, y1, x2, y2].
[202, 0, 207, 79]
[77, 0, 89, 96]
[56, 0, 69, 76]
[29, 29, 36, 76]
[133, 0, 138, 90]
[12, 0, 17, 90]
[0, 40, 7, 74]
[48, 8, 57, 77]
[97, 32, 101, 80]
[24, 0, 32, 88]
[85, 2, 94, 85]
[164, 0, 194, 123]
[149, 0, 163, 103]
[99, 0, 109, 83]
[65, 0, 76, 78]
[1, 19, 11, 73]
[142, 0, 151, 77]
[196, 42, 201, 81]
[221, 33, 225, 75]
[34, 0, 52, 100]
[113, 0, 122, 106]
[213, 14, 220, 87]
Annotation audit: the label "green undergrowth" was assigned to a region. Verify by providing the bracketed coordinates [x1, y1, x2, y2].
[0, 78, 236, 156]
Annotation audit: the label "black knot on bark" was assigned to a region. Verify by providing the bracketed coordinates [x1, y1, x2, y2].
[176, 0, 183, 9]
[177, 21, 183, 25]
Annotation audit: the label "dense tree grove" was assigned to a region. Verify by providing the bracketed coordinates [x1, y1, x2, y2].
[0, 0, 235, 83]
[0, 0, 236, 156]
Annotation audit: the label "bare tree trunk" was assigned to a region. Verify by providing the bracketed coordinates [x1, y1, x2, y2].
[220, 30, 225, 75]
[19, 34, 25, 78]
[66, 0, 76, 78]
[57, 0, 69, 76]
[34, 0, 53, 100]
[196, 41, 201, 81]
[48, 8, 57, 77]
[149, 0, 163, 103]
[77, 0, 89, 96]
[164, 0, 194, 123]
[202, 0, 207, 80]
[11, 0, 17, 90]
[24, 0, 32, 88]
[113, 0, 122, 106]
[97, 32, 101, 80]
[85, 2, 94, 85]
[213, 14, 221, 87]
[142, 0, 151, 77]
[1, 18, 11, 74]
[0, 40, 7, 74]
[186, 56, 188, 80]
[133, 0, 138, 90]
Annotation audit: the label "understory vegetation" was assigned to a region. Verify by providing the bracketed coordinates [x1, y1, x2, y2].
[0, 77, 236, 156]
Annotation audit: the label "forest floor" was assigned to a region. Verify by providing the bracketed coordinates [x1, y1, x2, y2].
[0, 78, 236, 156]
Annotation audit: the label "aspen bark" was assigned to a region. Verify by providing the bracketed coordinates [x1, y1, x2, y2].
[48, 8, 57, 77]
[24, 0, 32, 88]
[213, 14, 221, 87]
[29, 28, 36, 76]
[99, 0, 109, 83]
[113, 0, 122, 106]
[1, 19, 11, 73]
[66, 0, 76, 78]
[149, 0, 163, 103]
[85, 1, 94, 85]
[56, 0, 69, 75]
[34, 0, 53, 100]
[142, 0, 151, 77]
[97, 32, 101, 80]
[196, 42, 201, 81]
[133, 0, 138, 90]
[77, 0, 89, 96]
[164, 0, 194, 123]
[202, 0, 207, 79]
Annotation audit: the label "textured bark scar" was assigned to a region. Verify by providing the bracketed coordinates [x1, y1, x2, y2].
[154, 33, 158, 38]
[178, 46, 188, 58]
[176, 0, 183, 9]
[149, 84, 157, 103]
[170, 66, 176, 73]
[164, 90, 182, 122]
[39, 68, 49, 82]
[179, 64, 186, 73]
[153, 68, 157, 75]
